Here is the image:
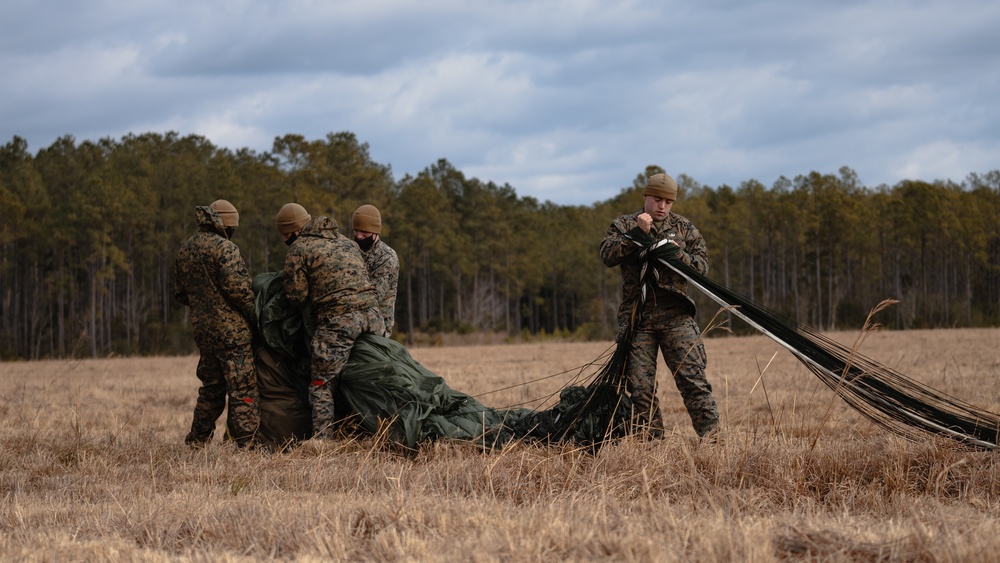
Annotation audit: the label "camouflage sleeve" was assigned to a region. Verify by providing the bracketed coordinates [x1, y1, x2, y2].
[680, 223, 710, 276]
[282, 246, 309, 308]
[173, 260, 189, 306]
[217, 240, 256, 321]
[372, 249, 399, 334]
[600, 216, 639, 267]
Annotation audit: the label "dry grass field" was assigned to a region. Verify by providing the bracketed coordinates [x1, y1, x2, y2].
[2, 327, 1000, 561]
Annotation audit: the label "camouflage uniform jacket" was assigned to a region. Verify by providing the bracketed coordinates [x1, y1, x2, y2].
[361, 239, 399, 335]
[600, 209, 709, 324]
[174, 206, 256, 350]
[283, 216, 379, 317]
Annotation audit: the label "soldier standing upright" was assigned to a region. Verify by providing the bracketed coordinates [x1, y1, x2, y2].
[351, 204, 399, 337]
[174, 199, 260, 447]
[600, 173, 720, 439]
[275, 203, 385, 439]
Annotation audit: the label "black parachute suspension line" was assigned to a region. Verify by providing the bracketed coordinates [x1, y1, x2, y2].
[548, 235, 666, 444]
[542, 297, 636, 444]
[649, 244, 1000, 450]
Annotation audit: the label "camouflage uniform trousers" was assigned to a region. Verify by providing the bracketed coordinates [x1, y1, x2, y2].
[309, 306, 386, 439]
[186, 342, 260, 447]
[624, 302, 720, 438]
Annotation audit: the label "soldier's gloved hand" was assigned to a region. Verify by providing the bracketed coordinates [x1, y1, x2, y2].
[648, 240, 681, 262]
[625, 226, 654, 246]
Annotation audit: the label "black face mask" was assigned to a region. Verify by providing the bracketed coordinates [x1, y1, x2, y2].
[356, 235, 375, 252]
[225, 227, 236, 239]
[284, 233, 298, 247]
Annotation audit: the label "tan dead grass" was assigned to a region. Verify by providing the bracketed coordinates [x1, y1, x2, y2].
[2, 328, 1000, 561]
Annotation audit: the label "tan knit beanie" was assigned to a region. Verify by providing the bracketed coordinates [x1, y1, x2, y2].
[643, 173, 678, 200]
[210, 199, 239, 227]
[275, 203, 311, 235]
[352, 204, 382, 234]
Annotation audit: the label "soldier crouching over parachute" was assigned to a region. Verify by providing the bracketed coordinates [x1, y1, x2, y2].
[276, 203, 385, 441]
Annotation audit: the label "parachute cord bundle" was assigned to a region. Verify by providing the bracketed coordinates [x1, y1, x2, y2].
[549, 236, 662, 445]
[659, 254, 1000, 450]
[564, 235, 1000, 450]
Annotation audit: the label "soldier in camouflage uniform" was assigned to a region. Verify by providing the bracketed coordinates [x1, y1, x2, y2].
[600, 173, 720, 439]
[174, 199, 260, 448]
[276, 203, 385, 439]
[351, 204, 399, 337]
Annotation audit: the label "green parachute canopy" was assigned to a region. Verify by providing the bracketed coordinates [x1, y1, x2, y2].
[250, 271, 633, 450]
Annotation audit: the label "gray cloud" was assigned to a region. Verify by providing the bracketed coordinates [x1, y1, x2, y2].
[2, 0, 998, 205]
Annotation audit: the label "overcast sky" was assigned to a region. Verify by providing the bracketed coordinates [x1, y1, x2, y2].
[2, 1, 998, 205]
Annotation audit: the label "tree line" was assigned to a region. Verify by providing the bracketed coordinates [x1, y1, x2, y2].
[1, 132, 998, 360]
